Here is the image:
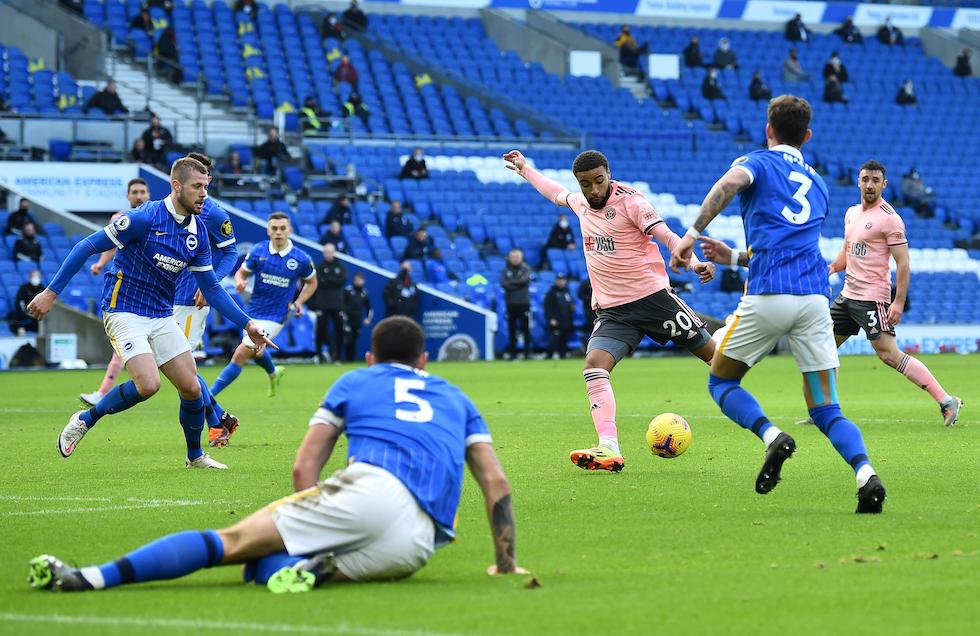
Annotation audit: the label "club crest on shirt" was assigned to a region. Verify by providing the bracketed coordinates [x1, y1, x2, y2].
[605, 208, 616, 220]
[286, 258, 298, 271]
[865, 222, 873, 230]
[185, 234, 198, 250]
[221, 219, 233, 236]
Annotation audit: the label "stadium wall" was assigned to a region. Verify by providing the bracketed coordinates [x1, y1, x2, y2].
[139, 166, 499, 362]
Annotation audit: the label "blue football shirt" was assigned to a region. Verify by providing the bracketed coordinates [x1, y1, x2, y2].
[732, 144, 830, 297]
[173, 197, 237, 306]
[242, 239, 315, 323]
[311, 363, 493, 542]
[101, 197, 212, 318]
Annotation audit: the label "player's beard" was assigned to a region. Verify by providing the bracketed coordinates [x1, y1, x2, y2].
[586, 185, 611, 210]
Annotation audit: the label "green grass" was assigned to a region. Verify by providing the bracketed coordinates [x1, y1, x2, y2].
[1, 354, 978, 636]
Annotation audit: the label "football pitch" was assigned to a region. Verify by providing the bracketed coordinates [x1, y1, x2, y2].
[1, 354, 977, 635]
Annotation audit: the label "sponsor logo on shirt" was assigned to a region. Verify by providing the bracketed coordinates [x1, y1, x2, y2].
[259, 272, 292, 288]
[849, 241, 868, 257]
[584, 235, 616, 253]
[153, 253, 188, 273]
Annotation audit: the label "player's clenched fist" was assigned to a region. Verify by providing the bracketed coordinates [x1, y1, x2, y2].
[693, 261, 715, 283]
[27, 289, 57, 320]
[502, 150, 526, 173]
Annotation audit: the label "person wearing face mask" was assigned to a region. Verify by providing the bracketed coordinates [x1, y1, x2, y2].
[542, 214, 575, 268]
[342, 271, 373, 361]
[701, 67, 726, 101]
[822, 51, 849, 84]
[383, 261, 420, 318]
[11, 269, 44, 332]
[13, 222, 43, 263]
[713, 38, 738, 70]
[320, 11, 346, 41]
[399, 147, 429, 180]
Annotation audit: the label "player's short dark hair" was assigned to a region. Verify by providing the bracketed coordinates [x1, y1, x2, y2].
[572, 150, 609, 175]
[268, 211, 290, 223]
[859, 160, 887, 178]
[372, 316, 425, 365]
[171, 157, 208, 183]
[126, 178, 147, 192]
[185, 152, 213, 174]
[767, 95, 811, 148]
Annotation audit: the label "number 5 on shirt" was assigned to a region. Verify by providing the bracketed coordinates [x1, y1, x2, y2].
[395, 377, 434, 423]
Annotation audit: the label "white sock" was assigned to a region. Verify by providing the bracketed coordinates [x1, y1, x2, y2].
[855, 464, 876, 488]
[762, 426, 782, 448]
[79, 566, 105, 589]
[598, 437, 620, 455]
[939, 394, 952, 405]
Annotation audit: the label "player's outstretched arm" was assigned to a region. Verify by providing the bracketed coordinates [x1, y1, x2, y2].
[670, 168, 751, 273]
[503, 150, 572, 207]
[292, 423, 341, 491]
[466, 442, 528, 576]
[28, 229, 115, 320]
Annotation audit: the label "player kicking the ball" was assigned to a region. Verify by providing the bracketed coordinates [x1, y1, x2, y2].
[701, 160, 962, 428]
[505, 149, 716, 473]
[670, 95, 886, 513]
[28, 317, 526, 593]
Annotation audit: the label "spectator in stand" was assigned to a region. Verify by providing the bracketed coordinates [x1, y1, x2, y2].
[156, 26, 182, 84]
[823, 75, 848, 104]
[399, 147, 429, 180]
[141, 115, 174, 165]
[309, 243, 347, 363]
[323, 195, 353, 226]
[401, 227, 434, 261]
[221, 149, 245, 174]
[5, 198, 39, 236]
[131, 7, 152, 35]
[333, 56, 359, 89]
[749, 71, 772, 101]
[84, 80, 128, 115]
[713, 38, 738, 70]
[782, 48, 810, 83]
[321, 11, 346, 41]
[896, 79, 917, 106]
[300, 96, 330, 136]
[902, 168, 936, 218]
[320, 220, 349, 253]
[10, 269, 44, 333]
[834, 16, 863, 45]
[877, 18, 904, 47]
[342, 90, 370, 127]
[383, 261, 420, 318]
[545, 214, 575, 253]
[577, 277, 596, 346]
[785, 13, 811, 43]
[129, 138, 151, 163]
[426, 248, 457, 283]
[234, 0, 257, 19]
[702, 67, 725, 100]
[254, 126, 291, 176]
[501, 248, 532, 360]
[544, 272, 575, 360]
[341, 271, 372, 361]
[822, 51, 849, 84]
[613, 25, 648, 71]
[13, 222, 43, 263]
[954, 49, 973, 78]
[682, 36, 705, 69]
[385, 200, 413, 238]
[342, 0, 368, 33]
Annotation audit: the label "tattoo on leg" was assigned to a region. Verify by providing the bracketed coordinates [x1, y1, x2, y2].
[491, 494, 516, 573]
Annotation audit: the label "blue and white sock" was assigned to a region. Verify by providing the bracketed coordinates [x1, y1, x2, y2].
[80, 530, 224, 589]
[708, 374, 783, 446]
[79, 380, 146, 428]
[209, 363, 242, 397]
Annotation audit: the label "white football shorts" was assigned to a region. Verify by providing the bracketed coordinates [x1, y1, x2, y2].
[270, 462, 435, 582]
[103, 311, 191, 367]
[712, 294, 840, 372]
[241, 319, 283, 347]
[173, 305, 211, 350]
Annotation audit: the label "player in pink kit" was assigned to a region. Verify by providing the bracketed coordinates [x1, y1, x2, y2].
[701, 159, 962, 426]
[504, 149, 716, 471]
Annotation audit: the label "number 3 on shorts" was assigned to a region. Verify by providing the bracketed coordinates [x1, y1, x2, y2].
[394, 377, 434, 423]
[780, 172, 813, 225]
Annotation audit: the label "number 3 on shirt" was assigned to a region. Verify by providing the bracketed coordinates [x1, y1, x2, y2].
[780, 172, 813, 225]
[394, 377, 434, 423]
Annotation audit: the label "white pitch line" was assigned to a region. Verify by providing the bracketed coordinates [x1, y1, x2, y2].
[481, 411, 959, 425]
[0, 497, 232, 518]
[0, 495, 112, 502]
[0, 613, 464, 636]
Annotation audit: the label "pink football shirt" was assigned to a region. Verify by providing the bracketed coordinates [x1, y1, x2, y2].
[841, 199, 907, 303]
